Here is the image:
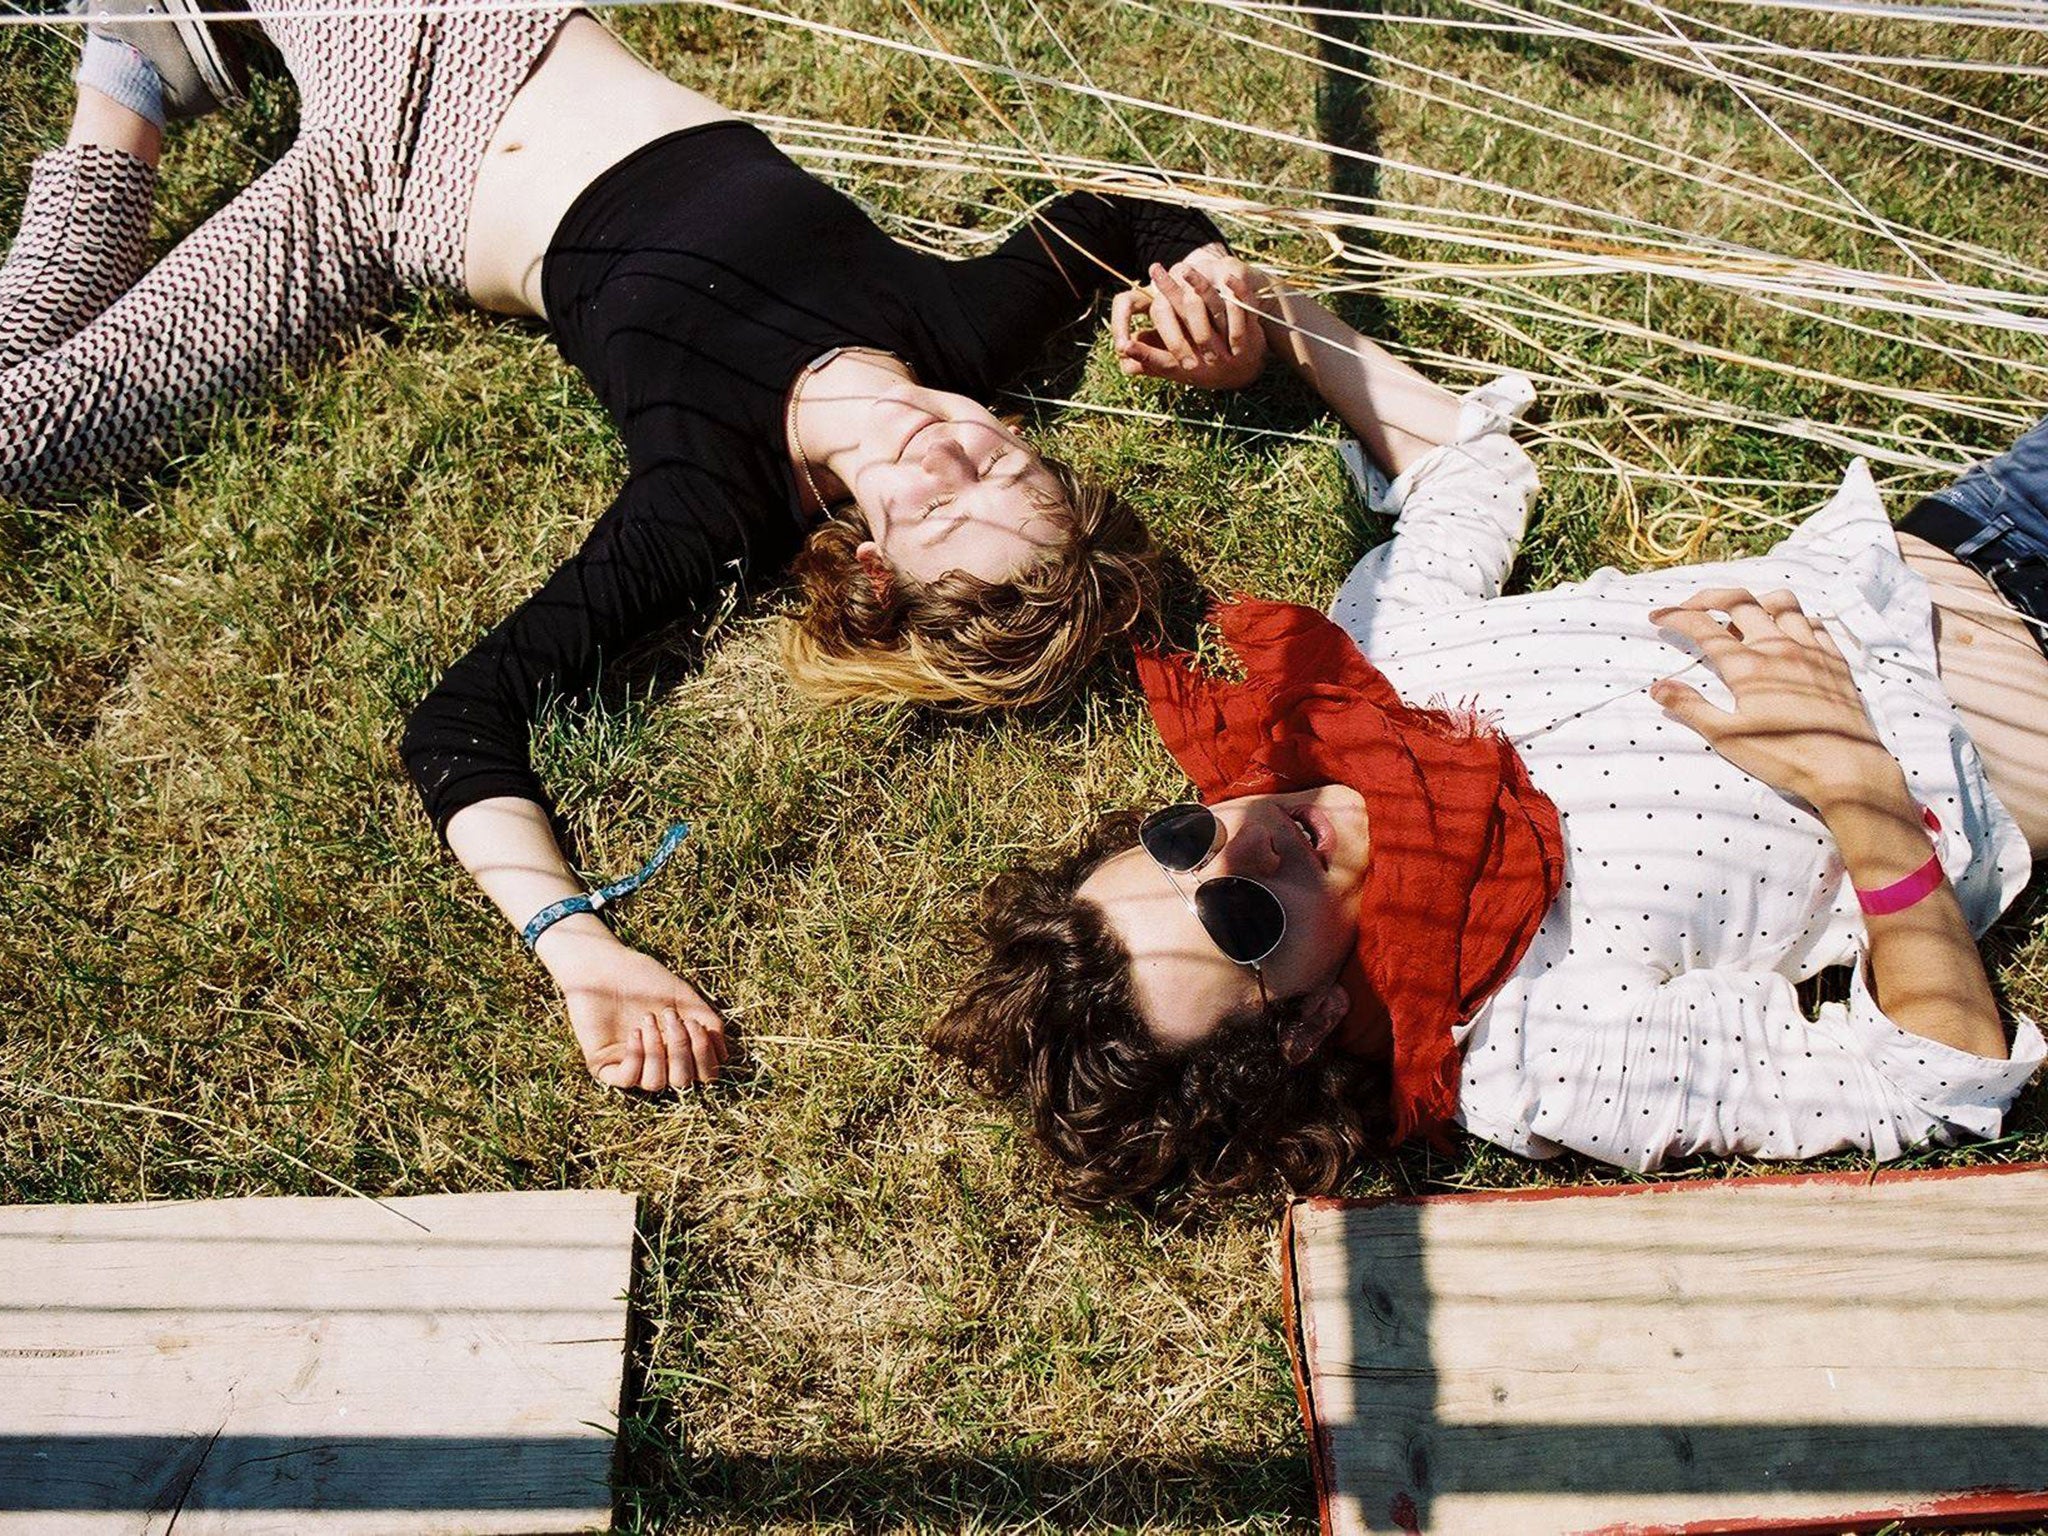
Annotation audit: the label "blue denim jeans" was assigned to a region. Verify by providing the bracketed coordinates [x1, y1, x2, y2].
[1902, 413, 2048, 657]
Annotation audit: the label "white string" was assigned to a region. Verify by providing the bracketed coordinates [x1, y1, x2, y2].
[8, 0, 2044, 503]
[1249, 0, 2048, 190]
[1195, 0, 2048, 74]
[1147, 0, 2039, 276]
[782, 131, 2048, 321]
[1445, 0, 2048, 184]
[1216, 0, 2048, 26]
[1607, 0, 2048, 179]
[1661, 0, 2048, 25]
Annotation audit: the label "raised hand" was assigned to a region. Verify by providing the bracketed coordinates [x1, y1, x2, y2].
[1112, 248, 1267, 391]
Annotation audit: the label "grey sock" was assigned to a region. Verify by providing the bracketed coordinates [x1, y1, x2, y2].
[73, 29, 168, 132]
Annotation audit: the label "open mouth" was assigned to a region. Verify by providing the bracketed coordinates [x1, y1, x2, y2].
[1288, 807, 1332, 872]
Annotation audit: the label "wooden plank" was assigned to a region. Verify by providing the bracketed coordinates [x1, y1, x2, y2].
[1286, 1166, 2048, 1536]
[0, 1189, 636, 1535]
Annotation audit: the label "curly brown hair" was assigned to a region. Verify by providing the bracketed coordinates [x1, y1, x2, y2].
[778, 458, 1157, 711]
[931, 812, 1388, 1209]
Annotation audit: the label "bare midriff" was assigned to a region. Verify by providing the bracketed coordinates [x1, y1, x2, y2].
[1899, 529, 2048, 856]
[463, 14, 738, 319]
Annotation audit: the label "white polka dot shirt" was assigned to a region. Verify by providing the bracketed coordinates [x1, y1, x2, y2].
[1328, 424, 2042, 1173]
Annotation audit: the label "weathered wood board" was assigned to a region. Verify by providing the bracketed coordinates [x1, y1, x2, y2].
[0, 1189, 637, 1535]
[1284, 1166, 2048, 1536]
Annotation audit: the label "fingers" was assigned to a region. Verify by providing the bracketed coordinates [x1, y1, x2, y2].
[1143, 263, 1196, 369]
[1153, 261, 1215, 352]
[1117, 334, 1183, 379]
[1178, 261, 1265, 370]
[637, 1017, 667, 1093]
[661, 1006, 728, 1087]
[658, 1009, 693, 1086]
[1654, 586, 1825, 641]
[1725, 596, 1779, 644]
[1174, 261, 1227, 329]
[624, 1010, 720, 1093]
[1116, 259, 1270, 385]
[1649, 604, 1743, 663]
[1649, 678, 1734, 740]
[684, 1011, 727, 1083]
[1653, 587, 1838, 658]
[1111, 287, 1141, 353]
[1220, 269, 1255, 354]
[590, 1012, 728, 1094]
[595, 1021, 644, 1091]
[1651, 586, 1776, 641]
[1758, 588, 1816, 646]
[1112, 286, 1182, 379]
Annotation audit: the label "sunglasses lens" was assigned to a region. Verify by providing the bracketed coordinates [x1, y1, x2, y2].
[1195, 876, 1286, 966]
[1140, 803, 1220, 872]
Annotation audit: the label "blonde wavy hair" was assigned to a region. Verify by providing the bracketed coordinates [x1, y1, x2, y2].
[779, 458, 1157, 711]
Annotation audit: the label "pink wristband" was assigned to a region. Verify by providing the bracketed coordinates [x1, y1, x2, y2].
[1854, 806, 1946, 917]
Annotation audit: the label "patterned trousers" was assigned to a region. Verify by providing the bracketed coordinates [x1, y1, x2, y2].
[0, 0, 571, 502]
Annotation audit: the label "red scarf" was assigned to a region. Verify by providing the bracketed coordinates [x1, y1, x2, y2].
[1136, 600, 1566, 1144]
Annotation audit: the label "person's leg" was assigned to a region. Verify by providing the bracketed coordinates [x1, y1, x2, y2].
[0, 137, 156, 373]
[1900, 531, 2048, 858]
[0, 46, 164, 374]
[0, 0, 569, 501]
[0, 127, 394, 501]
[65, 85, 163, 161]
[0, 0, 439, 502]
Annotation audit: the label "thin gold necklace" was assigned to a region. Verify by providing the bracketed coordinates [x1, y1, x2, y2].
[786, 345, 904, 515]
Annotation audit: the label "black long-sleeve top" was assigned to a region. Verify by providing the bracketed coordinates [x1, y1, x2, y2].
[400, 121, 1222, 835]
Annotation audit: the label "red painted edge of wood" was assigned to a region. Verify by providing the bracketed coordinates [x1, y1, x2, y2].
[1278, 1201, 1336, 1536]
[1294, 1159, 2048, 1218]
[1571, 1483, 2048, 1535]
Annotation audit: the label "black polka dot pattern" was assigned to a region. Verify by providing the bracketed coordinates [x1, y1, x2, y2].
[0, 0, 570, 502]
[1333, 441, 2043, 1173]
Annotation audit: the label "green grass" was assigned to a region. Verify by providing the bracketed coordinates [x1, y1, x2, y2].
[5, 3, 2048, 1530]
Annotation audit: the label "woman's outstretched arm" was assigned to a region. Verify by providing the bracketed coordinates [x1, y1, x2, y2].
[400, 453, 794, 1093]
[1249, 274, 1462, 476]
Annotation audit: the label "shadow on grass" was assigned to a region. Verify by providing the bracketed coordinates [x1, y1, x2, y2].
[1315, 4, 1379, 209]
[620, 1445, 1313, 1529]
[1312, 4, 1403, 574]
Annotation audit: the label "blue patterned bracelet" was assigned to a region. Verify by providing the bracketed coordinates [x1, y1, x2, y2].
[521, 822, 691, 952]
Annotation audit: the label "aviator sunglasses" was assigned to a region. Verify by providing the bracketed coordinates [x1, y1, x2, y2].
[1138, 803, 1288, 996]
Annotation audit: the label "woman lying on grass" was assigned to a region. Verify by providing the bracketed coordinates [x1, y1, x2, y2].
[936, 355, 2048, 1206]
[0, 6, 1388, 1089]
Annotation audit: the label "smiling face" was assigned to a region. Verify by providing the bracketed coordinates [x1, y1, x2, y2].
[849, 386, 1070, 586]
[1078, 785, 1372, 1056]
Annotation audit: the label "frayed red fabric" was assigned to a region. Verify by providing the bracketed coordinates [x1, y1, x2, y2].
[1136, 600, 1566, 1144]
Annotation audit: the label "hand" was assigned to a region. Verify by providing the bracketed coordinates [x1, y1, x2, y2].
[1112, 248, 1267, 391]
[1649, 587, 1908, 813]
[539, 927, 731, 1091]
